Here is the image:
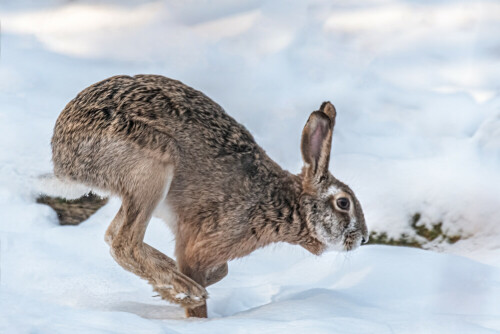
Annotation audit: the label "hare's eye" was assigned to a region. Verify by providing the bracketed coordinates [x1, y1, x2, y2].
[336, 197, 350, 211]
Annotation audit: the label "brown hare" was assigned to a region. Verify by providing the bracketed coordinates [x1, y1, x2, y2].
[51, 75, 368, 318]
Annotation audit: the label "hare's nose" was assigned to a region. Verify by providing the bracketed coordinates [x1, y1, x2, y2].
[361, 235, 369, 244]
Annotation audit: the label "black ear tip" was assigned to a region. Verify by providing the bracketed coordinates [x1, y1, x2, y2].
[320, 101, 335, 111]
[319, 101, 336, 121]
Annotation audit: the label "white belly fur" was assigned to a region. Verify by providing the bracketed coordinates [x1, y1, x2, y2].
[152, 165, 178, 233]
[153, 199, 178, 233]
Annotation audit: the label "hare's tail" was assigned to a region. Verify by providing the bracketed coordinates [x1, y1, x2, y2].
[35, 173, 108, 199]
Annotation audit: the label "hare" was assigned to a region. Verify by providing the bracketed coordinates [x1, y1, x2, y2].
[51, 75, 368, 318]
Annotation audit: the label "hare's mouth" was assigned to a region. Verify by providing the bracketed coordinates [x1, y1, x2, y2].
[343, 232, 362, 251]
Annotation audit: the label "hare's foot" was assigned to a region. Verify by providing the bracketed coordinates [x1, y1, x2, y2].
[153, 273, 208, 308]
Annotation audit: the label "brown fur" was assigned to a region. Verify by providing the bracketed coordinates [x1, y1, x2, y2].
[51, 75, 368, 318]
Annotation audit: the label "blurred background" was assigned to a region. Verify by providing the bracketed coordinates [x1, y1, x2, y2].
[2, 0, 499, 262]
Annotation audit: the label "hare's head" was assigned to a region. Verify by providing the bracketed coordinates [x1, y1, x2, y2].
[298, 102, 368, 253]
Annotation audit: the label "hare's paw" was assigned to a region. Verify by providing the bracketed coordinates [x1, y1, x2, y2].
[154, 276, 207, 307]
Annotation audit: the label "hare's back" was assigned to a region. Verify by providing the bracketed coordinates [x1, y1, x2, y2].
[54, 75, 255, 148]
[52, 75, 259, 185]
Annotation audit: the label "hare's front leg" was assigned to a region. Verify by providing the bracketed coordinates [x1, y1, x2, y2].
[106, 162, 207, 309]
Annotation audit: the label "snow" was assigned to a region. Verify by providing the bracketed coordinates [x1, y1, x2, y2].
[1, 199, 500, 333]
[1, 205, 500, 333]
[1, 0, 499, 332]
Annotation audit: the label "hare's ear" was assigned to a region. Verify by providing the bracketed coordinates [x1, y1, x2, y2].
[301, 102, 336, 182]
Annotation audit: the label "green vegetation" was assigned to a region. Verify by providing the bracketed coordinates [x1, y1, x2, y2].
[367, 231, 422, 248]
[367, 213, 462, 248]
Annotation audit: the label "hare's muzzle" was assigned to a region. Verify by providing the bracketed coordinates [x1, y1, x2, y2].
[342, 226, 368, 251]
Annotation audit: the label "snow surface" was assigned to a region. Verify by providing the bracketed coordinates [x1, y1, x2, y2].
[1, 0, 500, 332]
[1, 199, 500, 333]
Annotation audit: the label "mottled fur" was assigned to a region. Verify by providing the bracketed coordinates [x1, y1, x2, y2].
[51, 75, 368, 318]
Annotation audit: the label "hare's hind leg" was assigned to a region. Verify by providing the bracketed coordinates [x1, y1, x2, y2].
[108, 161, 207, 309]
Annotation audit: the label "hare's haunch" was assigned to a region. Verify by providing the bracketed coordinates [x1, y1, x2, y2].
[51, 75, 368, 318]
